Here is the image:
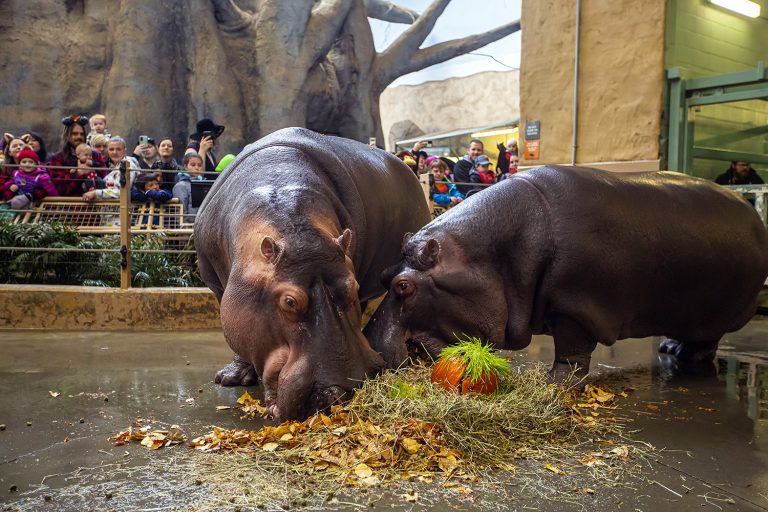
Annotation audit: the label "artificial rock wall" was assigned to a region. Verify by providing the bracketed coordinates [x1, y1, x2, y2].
[379, 70, 520, 151]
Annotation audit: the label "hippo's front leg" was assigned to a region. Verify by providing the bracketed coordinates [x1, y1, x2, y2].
[549, 316, 598, 383]
[215, 354, 259, 386]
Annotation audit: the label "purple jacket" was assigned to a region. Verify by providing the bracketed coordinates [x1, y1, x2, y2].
[5, 168, 59, 198]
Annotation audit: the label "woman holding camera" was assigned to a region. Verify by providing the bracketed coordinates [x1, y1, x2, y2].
[185, 118, 224, 179]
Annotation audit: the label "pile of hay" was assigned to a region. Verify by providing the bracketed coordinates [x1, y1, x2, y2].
[150, 362, 646, 508]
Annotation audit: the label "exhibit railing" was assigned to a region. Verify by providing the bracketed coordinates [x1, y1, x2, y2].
[0, 161, 199, 289]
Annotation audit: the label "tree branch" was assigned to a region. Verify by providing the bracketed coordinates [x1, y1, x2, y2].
[302, 0, 355, 67]
[377, 18, 521, 89]
[363, 0, 419, 24]
[374, 0, 450, 86]
[210, 0, 255, 33]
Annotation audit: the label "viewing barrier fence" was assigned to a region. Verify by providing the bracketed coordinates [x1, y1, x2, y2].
[0, 161, 199, 288]
[1, 160, 765, 289]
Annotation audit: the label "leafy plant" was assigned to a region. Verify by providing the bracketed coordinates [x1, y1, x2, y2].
[0, 221, 203, 287]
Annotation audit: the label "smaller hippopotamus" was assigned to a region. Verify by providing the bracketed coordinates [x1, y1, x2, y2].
[365, 165, 768, 380]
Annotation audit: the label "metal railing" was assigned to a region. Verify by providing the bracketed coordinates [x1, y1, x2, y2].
[1, 161, 200, 288]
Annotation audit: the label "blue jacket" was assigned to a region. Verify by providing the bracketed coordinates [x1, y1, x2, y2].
[130, 187, 172, 203]
[430, 177, 464, 206]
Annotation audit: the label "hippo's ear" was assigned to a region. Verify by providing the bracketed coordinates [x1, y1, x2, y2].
[402, 232, 413, 248]
[260, 236, 282, 265]
[335, 228, 353, 256]
[416, 239, 440, 269]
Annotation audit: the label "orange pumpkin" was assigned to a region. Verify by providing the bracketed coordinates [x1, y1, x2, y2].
[431, 356, 499, 395]
[460, 371, 499, 395]
[431, 357, 467, 392]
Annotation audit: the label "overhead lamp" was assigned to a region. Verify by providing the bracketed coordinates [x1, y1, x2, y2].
[709, 0, 761, 18]
[470, 128, 518, 138]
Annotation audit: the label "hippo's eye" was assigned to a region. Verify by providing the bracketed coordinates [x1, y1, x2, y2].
[394, 279, 414, 297]
[283, 296, 296, 309]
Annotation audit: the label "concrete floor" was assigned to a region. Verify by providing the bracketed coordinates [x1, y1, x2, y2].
[1, 321, 767, 511]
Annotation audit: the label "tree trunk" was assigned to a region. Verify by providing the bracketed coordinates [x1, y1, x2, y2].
[0, 0, 519, 155]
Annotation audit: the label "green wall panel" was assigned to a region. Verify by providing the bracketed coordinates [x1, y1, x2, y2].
[666, 0, 768, 179]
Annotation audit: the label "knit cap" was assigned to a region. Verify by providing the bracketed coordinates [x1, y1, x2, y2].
[16, 148, 39, 164]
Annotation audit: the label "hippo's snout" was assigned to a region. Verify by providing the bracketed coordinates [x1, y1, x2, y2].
[310, 385, 347, 412]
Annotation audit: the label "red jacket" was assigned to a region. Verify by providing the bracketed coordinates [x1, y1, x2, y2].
[49, 150, 106, 196]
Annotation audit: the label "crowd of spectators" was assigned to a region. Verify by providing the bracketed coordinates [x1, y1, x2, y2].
[2, 114, 763, 223]
[395, 137, 519, 217]
[0, 114, 230, 219]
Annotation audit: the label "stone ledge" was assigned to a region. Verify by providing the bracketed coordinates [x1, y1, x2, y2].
[0, 285, 220, 330]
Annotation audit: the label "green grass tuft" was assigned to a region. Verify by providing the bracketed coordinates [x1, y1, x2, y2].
[439, 335, 511, 381]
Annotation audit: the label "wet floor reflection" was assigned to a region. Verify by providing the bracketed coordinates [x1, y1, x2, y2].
[717, 349, 768, 426]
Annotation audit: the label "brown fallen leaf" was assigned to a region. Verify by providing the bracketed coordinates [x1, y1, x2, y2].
[400, 437, 421, 455]
[354, 463, 373, 479]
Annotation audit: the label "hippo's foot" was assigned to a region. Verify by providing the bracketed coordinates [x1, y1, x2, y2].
[658, 338, 718, 364]
[548, 360, 590, 385]
[215, 355, 259, 386]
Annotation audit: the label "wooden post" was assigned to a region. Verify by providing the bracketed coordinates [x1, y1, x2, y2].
[119, 160, 132, 289]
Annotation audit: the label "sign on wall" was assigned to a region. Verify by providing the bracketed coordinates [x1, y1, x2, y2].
[525, 140, 540, 160]
[525, 120, 541, 160]
[525, 120, 540, 140]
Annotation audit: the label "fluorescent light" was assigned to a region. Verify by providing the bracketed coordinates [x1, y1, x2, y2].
[470, 128, 518, 138]
[709, 0, 761, 18]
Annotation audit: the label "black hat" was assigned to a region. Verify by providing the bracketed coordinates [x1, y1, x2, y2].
[190, 118, 225, 141]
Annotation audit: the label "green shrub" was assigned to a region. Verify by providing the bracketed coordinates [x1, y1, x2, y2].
[0, 221, 203, 287]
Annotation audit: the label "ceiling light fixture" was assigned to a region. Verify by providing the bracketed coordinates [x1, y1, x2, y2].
[470, 128, 518, 138]
[709, 0, 761, 18]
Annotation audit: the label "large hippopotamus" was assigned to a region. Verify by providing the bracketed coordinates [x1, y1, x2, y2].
[365, 165, 768, 379]
[195, 127, 430, 419]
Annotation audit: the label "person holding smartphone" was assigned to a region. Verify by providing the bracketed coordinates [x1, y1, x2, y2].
[186, 118, 225, 179]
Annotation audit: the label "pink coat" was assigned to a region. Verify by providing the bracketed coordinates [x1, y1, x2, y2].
[4, 167, 59, 198]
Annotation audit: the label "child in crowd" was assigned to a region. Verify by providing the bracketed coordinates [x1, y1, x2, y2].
[428, 157, 463, 208]
[2, 148, 58, 211]
[466, 155, 496, 197]
[72, 143, 104, 192]
[501, 154, 519, 179]
[86, 114, 111, 145]
[131, 172, 172, 204]
[470, 155, 496, 184]
[173, 153, 205, 223]
[90, 134, 109, 160]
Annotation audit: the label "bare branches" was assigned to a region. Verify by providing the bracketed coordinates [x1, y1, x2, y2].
[375, 0, 450, 79]
[210, 0, 254, 33]
[402, 19, 521, 80]
[363, 0, 419, 24]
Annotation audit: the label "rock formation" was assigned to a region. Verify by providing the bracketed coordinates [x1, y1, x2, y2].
[0, 0, 519, 154]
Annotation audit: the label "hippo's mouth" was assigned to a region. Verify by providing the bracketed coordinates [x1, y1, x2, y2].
[406, 334, 448, 362]
[263, 385, 348, 420]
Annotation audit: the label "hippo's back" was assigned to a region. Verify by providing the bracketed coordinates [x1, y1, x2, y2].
[517, 165, 768, 343]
